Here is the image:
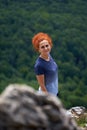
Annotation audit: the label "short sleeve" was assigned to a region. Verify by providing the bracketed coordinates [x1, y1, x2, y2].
[34, 65, 44, 75]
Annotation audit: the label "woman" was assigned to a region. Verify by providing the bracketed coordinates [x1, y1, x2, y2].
[32, 32, 58, 96]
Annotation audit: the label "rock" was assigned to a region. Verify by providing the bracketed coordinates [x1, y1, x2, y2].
[66, 106, 86, 118]
[0, 84, 81, 130]
[66, 106, 87, 130]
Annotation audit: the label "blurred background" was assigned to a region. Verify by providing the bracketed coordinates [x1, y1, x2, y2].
[0, 0, 87, 108]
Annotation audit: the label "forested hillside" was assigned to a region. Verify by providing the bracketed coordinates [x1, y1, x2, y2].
[0, 0, 87, 108]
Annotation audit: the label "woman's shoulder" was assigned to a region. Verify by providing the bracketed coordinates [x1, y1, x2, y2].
[35, 57, 42, 67]
[35, 57, 48, 68]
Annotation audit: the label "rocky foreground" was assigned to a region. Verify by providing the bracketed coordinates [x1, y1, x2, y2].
[0, 84, 86, 130]
[67, 106, 87, 130]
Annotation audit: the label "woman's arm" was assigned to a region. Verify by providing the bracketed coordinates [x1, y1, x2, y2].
[36, 74, 48, 93]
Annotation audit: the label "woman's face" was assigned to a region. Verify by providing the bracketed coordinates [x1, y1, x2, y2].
[39, 40, 51, 55]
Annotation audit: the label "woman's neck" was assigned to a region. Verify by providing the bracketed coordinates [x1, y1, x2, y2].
[40, 54, 50, 61]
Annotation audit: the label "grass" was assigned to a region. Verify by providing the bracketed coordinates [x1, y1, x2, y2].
[75, 113, 87, 127]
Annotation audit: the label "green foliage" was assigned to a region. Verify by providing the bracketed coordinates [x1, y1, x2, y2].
[75, 114, 87, 127]
[0, 0, 87, 108]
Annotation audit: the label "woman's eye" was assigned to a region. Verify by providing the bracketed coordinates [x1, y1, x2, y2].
[46, 45, 49, 47]
[41, 46, 44, 49]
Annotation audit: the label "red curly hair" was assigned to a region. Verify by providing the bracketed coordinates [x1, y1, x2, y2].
[32, 32, 53, 51]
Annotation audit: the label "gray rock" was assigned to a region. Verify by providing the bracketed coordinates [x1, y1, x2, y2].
[67, 106, 87, 130]
[66, 106, 86, 117]
[0, 84, 81, 130]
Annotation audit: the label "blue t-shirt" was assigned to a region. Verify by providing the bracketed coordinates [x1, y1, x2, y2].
[34, 55, 58, 95]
